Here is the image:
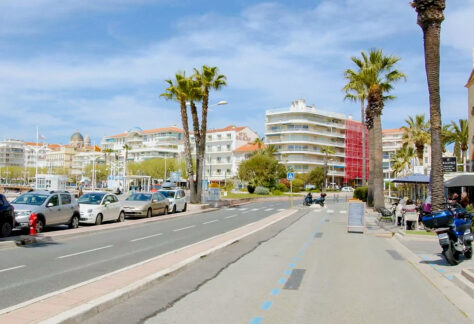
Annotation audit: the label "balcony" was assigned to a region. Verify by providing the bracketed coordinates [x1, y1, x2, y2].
[265, 129, 345, 139]
[267, 139, 345, 148]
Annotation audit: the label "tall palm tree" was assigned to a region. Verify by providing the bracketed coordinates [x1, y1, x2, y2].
[449, 119, 469, 171]
[160, 72, 196, 201]
[321, 146, 335, 191]
[102, 148, 115, 170]
[391, 144, 416, 177]
[411, 0, 446, 212]
[401, 114, 430, 165]
[343, 63, 368, 185]
[356, 49, 406, 209]
[193, 66, 227, 201]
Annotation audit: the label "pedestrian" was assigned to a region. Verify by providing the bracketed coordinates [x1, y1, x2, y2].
[396, 198, 405, 226]
[78, 186, 83, 198]
[403, 199, 417, 230]
[460, 192, 469, 208]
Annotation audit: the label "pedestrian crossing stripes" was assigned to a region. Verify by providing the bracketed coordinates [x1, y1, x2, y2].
[327, 210, 334, 213]
[239, 208, 248, 211]
[251, 208, 260, 211]
[264, 208, 273, 211]
[340, 211, 346, 214]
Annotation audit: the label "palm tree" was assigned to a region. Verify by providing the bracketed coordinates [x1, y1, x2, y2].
[102, 148, 115, 170]
[356, 49, 406, 209]
[449, 119, 469, 171]
[401, 114, 430, 165]
[160, 72, 196, 201]
[411, 0, 446, 212]
[263, 144, 278, 156]
[343, 63, 369, 185]
[321, 146, 335, 191]
[252, 137, 265, 150]
[391, 144, 416, 177]
[193, 65, 227, 201]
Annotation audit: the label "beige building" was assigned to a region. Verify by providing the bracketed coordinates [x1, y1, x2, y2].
[466, 63, 474, 171]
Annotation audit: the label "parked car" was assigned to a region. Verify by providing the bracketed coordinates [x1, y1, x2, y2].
[11, 191, 80, 233]
[121, 192, 169, 218]
[341, 187, 354, 192]
[0, 194, 14, 237]
[77, 192, 124, 225]
[158, 189, 187, 213]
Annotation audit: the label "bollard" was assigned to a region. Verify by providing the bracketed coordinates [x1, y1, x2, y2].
[29, 213, 38, 236]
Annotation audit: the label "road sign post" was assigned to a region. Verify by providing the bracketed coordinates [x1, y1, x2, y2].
[287, 172, 295, 208]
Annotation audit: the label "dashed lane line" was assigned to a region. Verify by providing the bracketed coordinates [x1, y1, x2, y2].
[0, 265, 25, 273]
[173, 225, 196, 232]
[225, 214, 238, 219]
[130, 233, 163, 242]
[202, 219, 219, 225]
[57, 245, 114, 259]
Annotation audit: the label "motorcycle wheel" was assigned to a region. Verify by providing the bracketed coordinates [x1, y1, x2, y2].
[465, 243, 472, 259]
[443, 241, 460, 266]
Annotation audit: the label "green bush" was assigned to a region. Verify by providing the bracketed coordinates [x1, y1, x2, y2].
[291, 179, 304, 192]
[255, 186, 270, 195]
[223, 182, 234, 192]
[275, 183, 288, 192]
[247, 184, 255, 194]
[272, 190, 283, 196]
[353, 186, 368, 202]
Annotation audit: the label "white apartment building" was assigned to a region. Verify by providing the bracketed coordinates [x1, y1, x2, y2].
[0, 139, 25, 167]
[192, 125, 259, 181]
[265, 100, 347, 184]
[382, 128, 432, 181]
[71, 151, 105, 178]
[102, 126, 184, 162]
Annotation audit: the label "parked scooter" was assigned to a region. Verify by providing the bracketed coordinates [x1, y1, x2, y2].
[422, 205, 473, 265]
[303, 193, 326, 207]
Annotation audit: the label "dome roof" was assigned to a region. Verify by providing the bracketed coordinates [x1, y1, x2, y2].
[70, 132, 84, 142]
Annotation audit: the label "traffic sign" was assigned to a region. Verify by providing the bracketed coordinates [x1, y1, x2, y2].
[287, 172, 295, 181]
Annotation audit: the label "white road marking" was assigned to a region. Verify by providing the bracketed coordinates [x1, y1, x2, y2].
[242, 211, 249, 214]
[278, 208, 286, 211]
[265, 208, 273, 211]
[203, 219, 219, 225]
[57, 245, 113, 259]
[173, 225, 196, 232]
[0, 265, 25, 273]
[225, 214, 238, 219]
[239, 208, 248, 211]
[228, 208, 236, 211]
[340, 211, 347, 214]
[130, 233, 163, 242]
[251, 208, 259, 211]
[327, 210, 335, 213]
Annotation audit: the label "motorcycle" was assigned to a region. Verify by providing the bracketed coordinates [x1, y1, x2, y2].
[303, 193, 326, 207]
[422, 205, 473, 266]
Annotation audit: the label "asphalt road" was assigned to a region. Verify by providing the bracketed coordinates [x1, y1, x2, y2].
[0, 200, 291, 310]
[87, 201, 470, 324]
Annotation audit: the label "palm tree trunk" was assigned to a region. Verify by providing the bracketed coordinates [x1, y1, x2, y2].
[463, 150, 467, 172]
[361, 99, 366, 185]
[417, 3, 445, 212]
[373, 114, 385, 209]
[416, 145, 424, 166]
[189, 101, 202, 203]
[199, 88, 210, 201]
[367, 127, 374, 207]
[179, 99, 196, 202]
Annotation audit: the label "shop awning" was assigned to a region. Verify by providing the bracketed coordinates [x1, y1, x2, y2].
[392, 173, 430, 184]
[444, 173, 474, 188]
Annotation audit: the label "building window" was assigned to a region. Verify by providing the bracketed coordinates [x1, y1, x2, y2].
[227, 133, 231, 139]
[227, 156, 231, 163]
[217, 169, 221, 174]
[226, 144, 231, 151]
[217, 157, 221, 163]
[217, 134, 222, 140]
[208, 135, 212, 140]
[217, 145, 221, 151]
[226, 169, 231, 174]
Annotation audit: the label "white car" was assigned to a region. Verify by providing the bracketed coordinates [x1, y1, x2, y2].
[341, 187, 354, 192]
[78, 192, 124, 225]
[158, 189, 187, 213]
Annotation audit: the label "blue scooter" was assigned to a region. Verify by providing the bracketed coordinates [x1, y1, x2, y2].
[422, 205, 473, 265]
[303, 193, 326, 207]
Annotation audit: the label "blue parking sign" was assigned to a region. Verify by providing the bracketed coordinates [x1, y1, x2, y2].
[287, 172, 295, 181]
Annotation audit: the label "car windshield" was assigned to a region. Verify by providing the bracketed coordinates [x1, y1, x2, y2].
[159, 191, 175, 198]
[78, 193, 105, 205]
[12, 193, 49, 206]
[126, 193, 152, 201]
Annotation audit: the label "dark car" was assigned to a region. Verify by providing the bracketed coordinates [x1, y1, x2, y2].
[0, 194, 14, 237]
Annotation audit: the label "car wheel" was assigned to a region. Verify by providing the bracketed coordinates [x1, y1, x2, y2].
[36, 218, 45, 233]
[182, 203, 187, 212]
[0, 221, 12, 237]
[172, 205, 177, 213]
[163, 207, 168, 215]
[117, 211, 125, 223]
[147, 208, 152, 218]
[69, 215, 79, 229]
[95, 214, 103, 225]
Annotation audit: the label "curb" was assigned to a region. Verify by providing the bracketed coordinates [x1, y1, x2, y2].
[389, 234, 474, 320]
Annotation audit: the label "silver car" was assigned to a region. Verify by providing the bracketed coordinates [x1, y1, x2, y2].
[121, 192, 169, 218]
[11, 191, 80, 233]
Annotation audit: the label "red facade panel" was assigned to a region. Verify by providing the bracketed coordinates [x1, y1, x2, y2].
[344, 120, 369, 184]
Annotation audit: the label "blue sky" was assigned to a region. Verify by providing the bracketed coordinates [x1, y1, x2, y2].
[0, 0, 473, 145]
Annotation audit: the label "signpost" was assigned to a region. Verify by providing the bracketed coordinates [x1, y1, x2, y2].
[287, 172, 295, 208]
[347, 201, 365, 233]
[442, 157, 457, 173]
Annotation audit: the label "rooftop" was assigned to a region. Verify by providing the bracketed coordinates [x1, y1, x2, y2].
[233, 143, 265, 153]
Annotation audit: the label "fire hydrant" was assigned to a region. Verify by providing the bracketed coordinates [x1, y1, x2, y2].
[29, 213, 38, 236]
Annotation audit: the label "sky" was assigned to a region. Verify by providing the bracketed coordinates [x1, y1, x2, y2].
[0, 0, 473, 145]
